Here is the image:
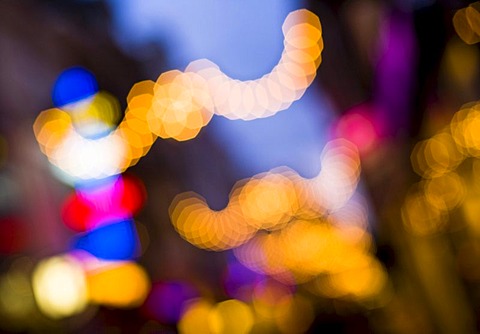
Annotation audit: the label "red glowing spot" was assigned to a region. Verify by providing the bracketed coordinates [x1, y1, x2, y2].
[119, 174, 147, 215]
[61, 174, 147, 232]
[61, 193, 94, 232]
[331, 103, 384, 155]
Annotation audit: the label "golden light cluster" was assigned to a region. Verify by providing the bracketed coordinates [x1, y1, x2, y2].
[403, 101, 480, 236]
[453, 2, 480, 45]
[147, 70, 214, 141]
[233, 217, 378, 285]
[177, 289, 316, 334]
[169, 139, 361, 251]
[169, 139, 388, 300]
[169, 192, 257, 252]
[178, 299, 254, 334]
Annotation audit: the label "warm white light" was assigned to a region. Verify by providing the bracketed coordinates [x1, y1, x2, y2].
[32, 255, 88, 319]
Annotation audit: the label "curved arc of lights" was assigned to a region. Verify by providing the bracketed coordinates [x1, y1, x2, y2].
[33, 9, 323, 180]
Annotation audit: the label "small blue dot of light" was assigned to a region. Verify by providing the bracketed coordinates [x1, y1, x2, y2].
[52, 66, 99, 107]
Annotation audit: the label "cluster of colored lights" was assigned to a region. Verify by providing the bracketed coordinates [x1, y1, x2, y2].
[453, 2, 480, 45]
[30, 69, 150, 319]
[33, 10, 324, 182]
[170, 139, 388, 300]
[177, 279, 316, 334]
[27, 7, 389, 329]
[402, 101, 480, 236]
[33, 77, 157, 180]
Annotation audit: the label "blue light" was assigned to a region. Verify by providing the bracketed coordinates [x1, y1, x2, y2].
[72, 219, 139, 260]
[52, 66, 99, 107]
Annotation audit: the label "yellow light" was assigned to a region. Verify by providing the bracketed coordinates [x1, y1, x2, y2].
[424, 172, 465, 211]
[401, 185, 448, 236]
[237, 171, 299, 231]
[451, 103, 480, 157]
[466, 3, 480, 36]
[86, 261, 150, 308]
[32, 255, 88, 319]
[328, 257, 387, 300]
[453, 8, 480, 45]
[252, 280, 293, 320]
[274, 294, 315, 334]
[64, 91, 121, 138]
[411, 131, 463, 178]
[169, 192, 256, 251]
[33, 108, 72, 155]
[233, 231, 292, 281]
[208, 299, 254, 334]
[280, 219, 333, 279]
[148, 70, 213, 141]
[178, 299, 214, 334]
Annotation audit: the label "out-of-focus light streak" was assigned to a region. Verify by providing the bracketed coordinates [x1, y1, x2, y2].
[169, 192, 257, 251]
[169, 139, 361, 252]
[33, 10, 324, 182]
[169, 139, 388, 301]
[181, 9, 322, 121]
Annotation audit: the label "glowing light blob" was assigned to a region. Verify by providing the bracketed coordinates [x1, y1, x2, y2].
[178, 299, 214, 334]
[52, 67, 98, 107]
[147, 70, 214, 141]
[62, 174, 146, 232]
[72, 219, 139, 260]
[86, 261, 150, 307]
[32, 255, 88, 319]
[208, 299, 254, 334]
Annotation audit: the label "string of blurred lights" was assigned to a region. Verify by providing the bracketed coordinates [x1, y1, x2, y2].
[33, 9, 323, 181]
[27, 7, 392, 332]
[170, 138, 388, 301]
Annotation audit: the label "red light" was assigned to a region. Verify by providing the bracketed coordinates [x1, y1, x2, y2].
[61, 174, 146, 232]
